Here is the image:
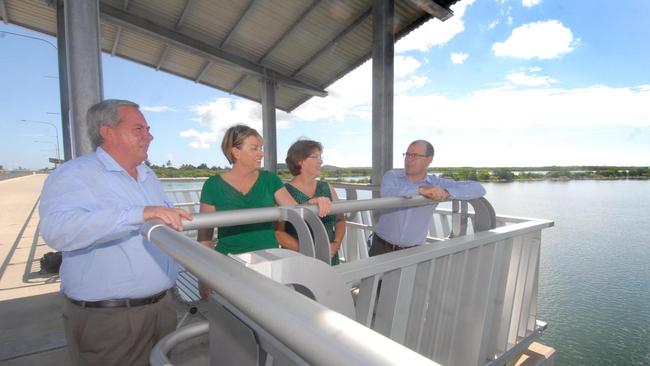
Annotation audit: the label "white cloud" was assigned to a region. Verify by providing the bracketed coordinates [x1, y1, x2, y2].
[487, 19, 499, 30]
[450, 52, 469, 64]
[181, 97, 294, 149]
[505, 68, 557, 86]
[293, 61, 372, 123]
[395, 0, 475, 53]
[294, 55, 428, 122]
[141, 105, 175, 112]
[492, 20, 575, 59]
[522, 0, 542, 8]
[394, 55, 422, 78]
[396, 76, 428, 93]
[178, 129, 217, 149]
[393, 84, 650, 130]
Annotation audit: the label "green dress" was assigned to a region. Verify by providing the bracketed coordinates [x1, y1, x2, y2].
[200, 170, 284, 255]
[284, 181, 340, 265]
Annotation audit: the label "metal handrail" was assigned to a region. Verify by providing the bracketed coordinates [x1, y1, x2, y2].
[182, 195, 451, 230]
[142, 221, 440, 366]
[335, 218, 553, 283]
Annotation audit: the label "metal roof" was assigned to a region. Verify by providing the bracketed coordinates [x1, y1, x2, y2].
[1, 0, 458, 111]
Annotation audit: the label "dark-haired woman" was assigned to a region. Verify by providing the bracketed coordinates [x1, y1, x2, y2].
[276, 139, 345, 265]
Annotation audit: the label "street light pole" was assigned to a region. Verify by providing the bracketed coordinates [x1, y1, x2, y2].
[33, 140, 58, 167]
[21, 119, 61, 164]
[1, 28, 71, 160]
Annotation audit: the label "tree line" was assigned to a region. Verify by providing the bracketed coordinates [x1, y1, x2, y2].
[146, 161, 650, 182]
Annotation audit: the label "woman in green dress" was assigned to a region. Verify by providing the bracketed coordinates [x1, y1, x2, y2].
[197, 125, 331, 298]
[276, 139, 346, 265]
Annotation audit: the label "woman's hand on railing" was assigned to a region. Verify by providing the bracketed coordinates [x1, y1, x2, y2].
[330, 241, 341, 256]
[307, 196, 332, 217]
[199, 280, 212, 300]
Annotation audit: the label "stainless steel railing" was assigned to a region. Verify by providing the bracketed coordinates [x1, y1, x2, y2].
[157, 184, 552, 365]
[143, 200, 444, 365]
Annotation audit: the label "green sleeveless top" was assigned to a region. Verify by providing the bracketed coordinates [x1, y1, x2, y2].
[200, 170, 284, 255]
[284, 181, 340, 265]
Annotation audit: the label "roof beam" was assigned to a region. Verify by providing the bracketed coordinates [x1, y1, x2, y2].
[176, 0, 195, 29]
[219, 0, 254, 49]
[229, 0, 320, 94]
[154, 0, 194, 72]
[156, 45, 169, 70]
[1, 0, 8, 24]
[406, 0, 453, 21]
[291, 8, 371, 78]
[195, 60, 211, 82]
[110, 0, 129, 57]
[111, 27, 122, 55]
[287, 13, 433, 112]
[100, 3, 327, 97]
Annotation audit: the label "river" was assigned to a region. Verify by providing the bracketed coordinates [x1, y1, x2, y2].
[163, 179, 650, 365]
[483, 180, 650, 366]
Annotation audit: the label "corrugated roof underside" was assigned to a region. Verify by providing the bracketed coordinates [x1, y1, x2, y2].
[4, 0, 57, 36]
[2, 0, 447, 111]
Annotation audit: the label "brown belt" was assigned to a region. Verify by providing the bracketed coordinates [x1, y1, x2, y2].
[375, 235, 406, 251]
[67, 290, 168, 308]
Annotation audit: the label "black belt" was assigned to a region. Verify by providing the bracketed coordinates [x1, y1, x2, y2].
[374, 235, 407, 251]
[68, 290, 168, 308]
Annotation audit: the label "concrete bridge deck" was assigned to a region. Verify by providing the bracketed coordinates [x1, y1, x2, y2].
[0, 174, 70, 365]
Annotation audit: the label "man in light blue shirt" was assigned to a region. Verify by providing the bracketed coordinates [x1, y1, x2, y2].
[39, 99, 192, 365]
[370, 140, 485, 256]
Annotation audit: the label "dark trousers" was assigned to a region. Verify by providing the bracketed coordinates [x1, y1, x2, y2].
[62, 291, 176, 366]
[368, 234, 407, 257]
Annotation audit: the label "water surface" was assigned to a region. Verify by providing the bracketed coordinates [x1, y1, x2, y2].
[483, 180, 650, 366]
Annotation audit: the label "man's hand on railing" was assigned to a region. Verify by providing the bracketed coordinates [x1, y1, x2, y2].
[417, 186, 449, 201]
[306, 196, 332, 217]
[143, 206, 193, 231]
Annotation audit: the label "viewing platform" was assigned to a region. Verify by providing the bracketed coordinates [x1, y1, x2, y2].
[0, 175, 555, 365]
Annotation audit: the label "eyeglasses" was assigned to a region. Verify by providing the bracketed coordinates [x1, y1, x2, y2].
[403, 153, 430, 159]
[306, 155, 323, 161]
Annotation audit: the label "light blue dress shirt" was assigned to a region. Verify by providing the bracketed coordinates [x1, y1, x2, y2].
[39, 147, 177, 301]
[374, 170, 486, 247]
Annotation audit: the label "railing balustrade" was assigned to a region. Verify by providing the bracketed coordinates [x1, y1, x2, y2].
[143, 215, 440, 366]
[152, 184, 552, 365]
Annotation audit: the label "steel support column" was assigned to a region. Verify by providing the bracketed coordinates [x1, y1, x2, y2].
[371, 0, 394, 195]
[65, 0, 103, 156]
[56, 0, 72, 161]
[261, 78, 277, 172]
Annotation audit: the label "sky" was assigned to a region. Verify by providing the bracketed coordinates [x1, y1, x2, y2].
[1, 0, 649, 170]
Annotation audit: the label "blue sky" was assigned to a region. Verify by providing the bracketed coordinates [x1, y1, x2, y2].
[1, 0, 649, 170]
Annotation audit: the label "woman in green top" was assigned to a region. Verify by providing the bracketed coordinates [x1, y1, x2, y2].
[197, 125, 331, 298]
[276, 139, 346, 265]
